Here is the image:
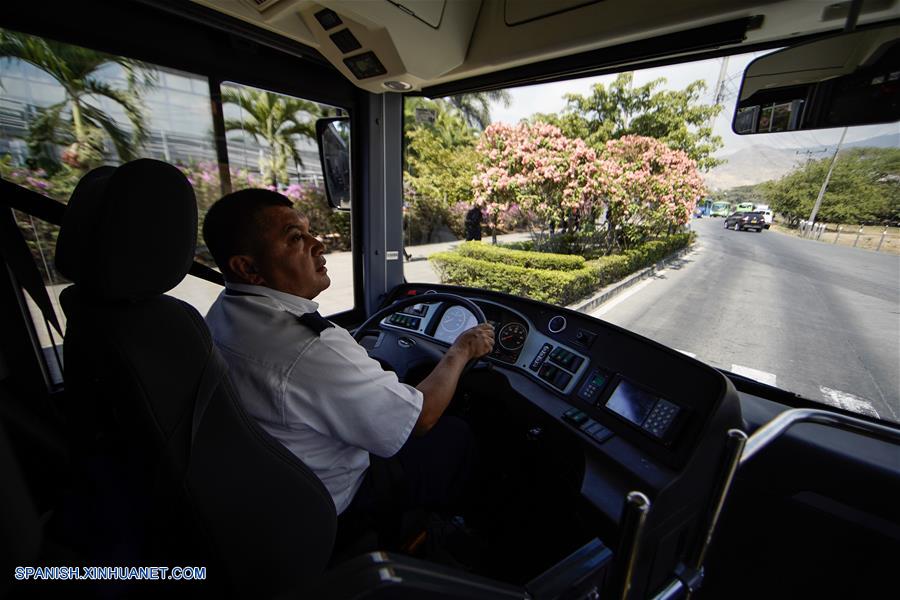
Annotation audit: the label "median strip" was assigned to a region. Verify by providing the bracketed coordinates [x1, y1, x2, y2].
[569, 243, 695, 315]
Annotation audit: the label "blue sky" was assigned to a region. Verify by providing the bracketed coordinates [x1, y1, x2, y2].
[488, 49, 900, 157]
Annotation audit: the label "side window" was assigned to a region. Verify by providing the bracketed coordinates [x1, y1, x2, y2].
[0, 28, 358, 388]
[220, 82, 353, 315]
[0, 28, 219, 383]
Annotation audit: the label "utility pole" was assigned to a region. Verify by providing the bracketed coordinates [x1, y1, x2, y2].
[808, 127, 848, 224]
[795, 147, 828, 166]
[708, 56, 730, 131]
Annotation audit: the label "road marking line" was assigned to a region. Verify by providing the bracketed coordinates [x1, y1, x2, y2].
[591, 278, 655, 317]
[676, 349, 697, 358]
[731, 364, 777, 387]
[819, 386, 880, 419]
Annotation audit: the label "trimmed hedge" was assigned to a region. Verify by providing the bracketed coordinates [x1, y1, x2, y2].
[590, 232, 695, 285]
[455, 241, 585, 271]
[430, 232, 694, 306]
[499, 240, 535, 252]
[429, 253, 600, 305]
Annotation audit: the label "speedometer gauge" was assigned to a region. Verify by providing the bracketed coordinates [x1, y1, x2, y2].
[441, 306, 469, 332]
[498, 322, 527, 351]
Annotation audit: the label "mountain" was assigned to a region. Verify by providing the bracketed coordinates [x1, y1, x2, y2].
[704, 132, 899, 190]
[703, 146, 800, 190]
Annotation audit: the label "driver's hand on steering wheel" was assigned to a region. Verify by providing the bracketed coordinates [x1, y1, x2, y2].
[452, 323, 495, 360]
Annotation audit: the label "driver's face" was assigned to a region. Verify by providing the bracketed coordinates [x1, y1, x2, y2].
[253, 206, 330, 300]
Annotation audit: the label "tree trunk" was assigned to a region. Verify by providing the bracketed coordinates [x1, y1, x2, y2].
[70, 99, 86, 143]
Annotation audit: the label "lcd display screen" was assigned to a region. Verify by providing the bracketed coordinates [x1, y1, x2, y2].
[605, 380, 657, 426]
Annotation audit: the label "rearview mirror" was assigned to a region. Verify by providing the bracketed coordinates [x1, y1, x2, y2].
[316, 117, 351, 210]
[733, 25, 900, 134]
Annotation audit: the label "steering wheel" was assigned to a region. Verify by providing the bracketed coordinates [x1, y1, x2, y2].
[353, 293, 487, 381]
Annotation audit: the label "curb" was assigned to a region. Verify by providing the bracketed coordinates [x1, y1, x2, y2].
[567, 244, 696, 315]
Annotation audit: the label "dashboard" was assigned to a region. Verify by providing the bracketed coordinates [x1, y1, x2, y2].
[375, 283, 742, 595]
[378, 284, 741, 475]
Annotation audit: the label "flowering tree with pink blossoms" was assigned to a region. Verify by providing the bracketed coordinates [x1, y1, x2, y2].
[603, 135, 705, 247]
[471, 122, 618, 242]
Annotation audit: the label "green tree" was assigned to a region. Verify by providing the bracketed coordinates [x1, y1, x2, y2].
[404, 101, 479, 242]
[222, 86, 322, 186]
[0, 29, 153, 172]
[763, 147, 900, 226]
[406, 110, 477, 204]
[446, 90, 512, 131]
[535, 72, 724, 171]
[402, 93, 509, 241]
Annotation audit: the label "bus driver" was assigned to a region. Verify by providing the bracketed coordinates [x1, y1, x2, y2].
[202, 188, 494, 546]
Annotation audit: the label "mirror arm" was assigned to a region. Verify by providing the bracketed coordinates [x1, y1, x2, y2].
[844, 0, 862, 33]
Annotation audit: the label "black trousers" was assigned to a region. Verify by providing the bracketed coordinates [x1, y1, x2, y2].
[336, 416, 476, 548]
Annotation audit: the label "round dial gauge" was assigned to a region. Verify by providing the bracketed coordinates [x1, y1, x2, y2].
[441, 306, 470, 333]
[498, 322, 527, 351]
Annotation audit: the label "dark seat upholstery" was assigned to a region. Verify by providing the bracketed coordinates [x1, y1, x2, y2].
[54, 159, 336, 597]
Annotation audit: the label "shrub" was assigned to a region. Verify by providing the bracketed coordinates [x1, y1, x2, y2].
[589, 254, 633, 286]
[455, 241, 585, 271]
[432, 232, 694, 306]
[499, 240, 535, 252]
[429, 253, 600, 305]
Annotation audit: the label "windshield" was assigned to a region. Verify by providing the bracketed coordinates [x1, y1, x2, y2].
[402, 51, 900, 423]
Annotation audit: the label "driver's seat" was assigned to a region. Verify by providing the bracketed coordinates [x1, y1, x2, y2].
[55, 160, 336, 596]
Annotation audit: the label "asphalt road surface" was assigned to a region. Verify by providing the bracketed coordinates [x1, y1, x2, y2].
[593, 218, 900, 423]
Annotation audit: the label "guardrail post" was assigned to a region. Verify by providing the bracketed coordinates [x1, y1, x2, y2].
[877, 228, 888, 252]
[833, 226, 842, 244]
[853, 226, 864, 247]
[816, 224, 825, 240]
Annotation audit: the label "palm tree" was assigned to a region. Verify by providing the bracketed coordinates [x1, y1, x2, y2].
[221, 87, 322, 187]
[0, 29, 153, 170]
[447, 90, 512, 130]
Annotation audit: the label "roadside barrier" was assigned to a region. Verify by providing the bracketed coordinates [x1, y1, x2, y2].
[794, 220, 896, 253]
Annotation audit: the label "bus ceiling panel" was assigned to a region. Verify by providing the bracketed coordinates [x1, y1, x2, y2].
[0, 0, 358, 109]
[190, 0, 481, 94]
[174, 1, 899, 94]
[421, 16, 761, 98]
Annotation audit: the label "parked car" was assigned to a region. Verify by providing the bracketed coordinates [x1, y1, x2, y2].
[724, 211, 765, 232]
[758, 209, 773, 229]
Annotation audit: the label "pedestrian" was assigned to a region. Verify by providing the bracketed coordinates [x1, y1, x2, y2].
[464, 206, 482, 241]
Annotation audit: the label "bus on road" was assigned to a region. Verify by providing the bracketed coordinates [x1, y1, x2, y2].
[710, 200, 732, 217]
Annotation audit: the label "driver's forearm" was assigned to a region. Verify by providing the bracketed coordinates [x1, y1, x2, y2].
[413, 347, 468, 435]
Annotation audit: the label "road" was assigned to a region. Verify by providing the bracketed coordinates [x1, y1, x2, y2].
[593, 218, 900, 422]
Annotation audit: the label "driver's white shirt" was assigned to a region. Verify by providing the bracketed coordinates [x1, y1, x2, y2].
[205, 282, 423, 514]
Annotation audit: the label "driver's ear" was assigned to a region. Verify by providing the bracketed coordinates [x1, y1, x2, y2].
[228, 255, 264, 285]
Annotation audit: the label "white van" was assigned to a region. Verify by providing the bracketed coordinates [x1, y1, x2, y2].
[754, 204, 773, 228]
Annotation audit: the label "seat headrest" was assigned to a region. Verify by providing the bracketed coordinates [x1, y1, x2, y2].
[55, 159, 197, 301]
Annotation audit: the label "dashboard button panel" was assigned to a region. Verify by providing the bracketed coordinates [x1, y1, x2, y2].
[578, 369, 611, 404]
[530, 343, 552, 371]
[549, 347, 583, 371]
[388, 313, 421, 330]
[563, 409, 614, 444]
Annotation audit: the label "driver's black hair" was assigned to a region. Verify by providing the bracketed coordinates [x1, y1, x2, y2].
[203, 188, 293, 279]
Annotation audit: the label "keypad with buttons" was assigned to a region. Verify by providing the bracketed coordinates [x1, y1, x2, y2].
[578, 369, 610, 403]
[641, 398, 680, 438]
